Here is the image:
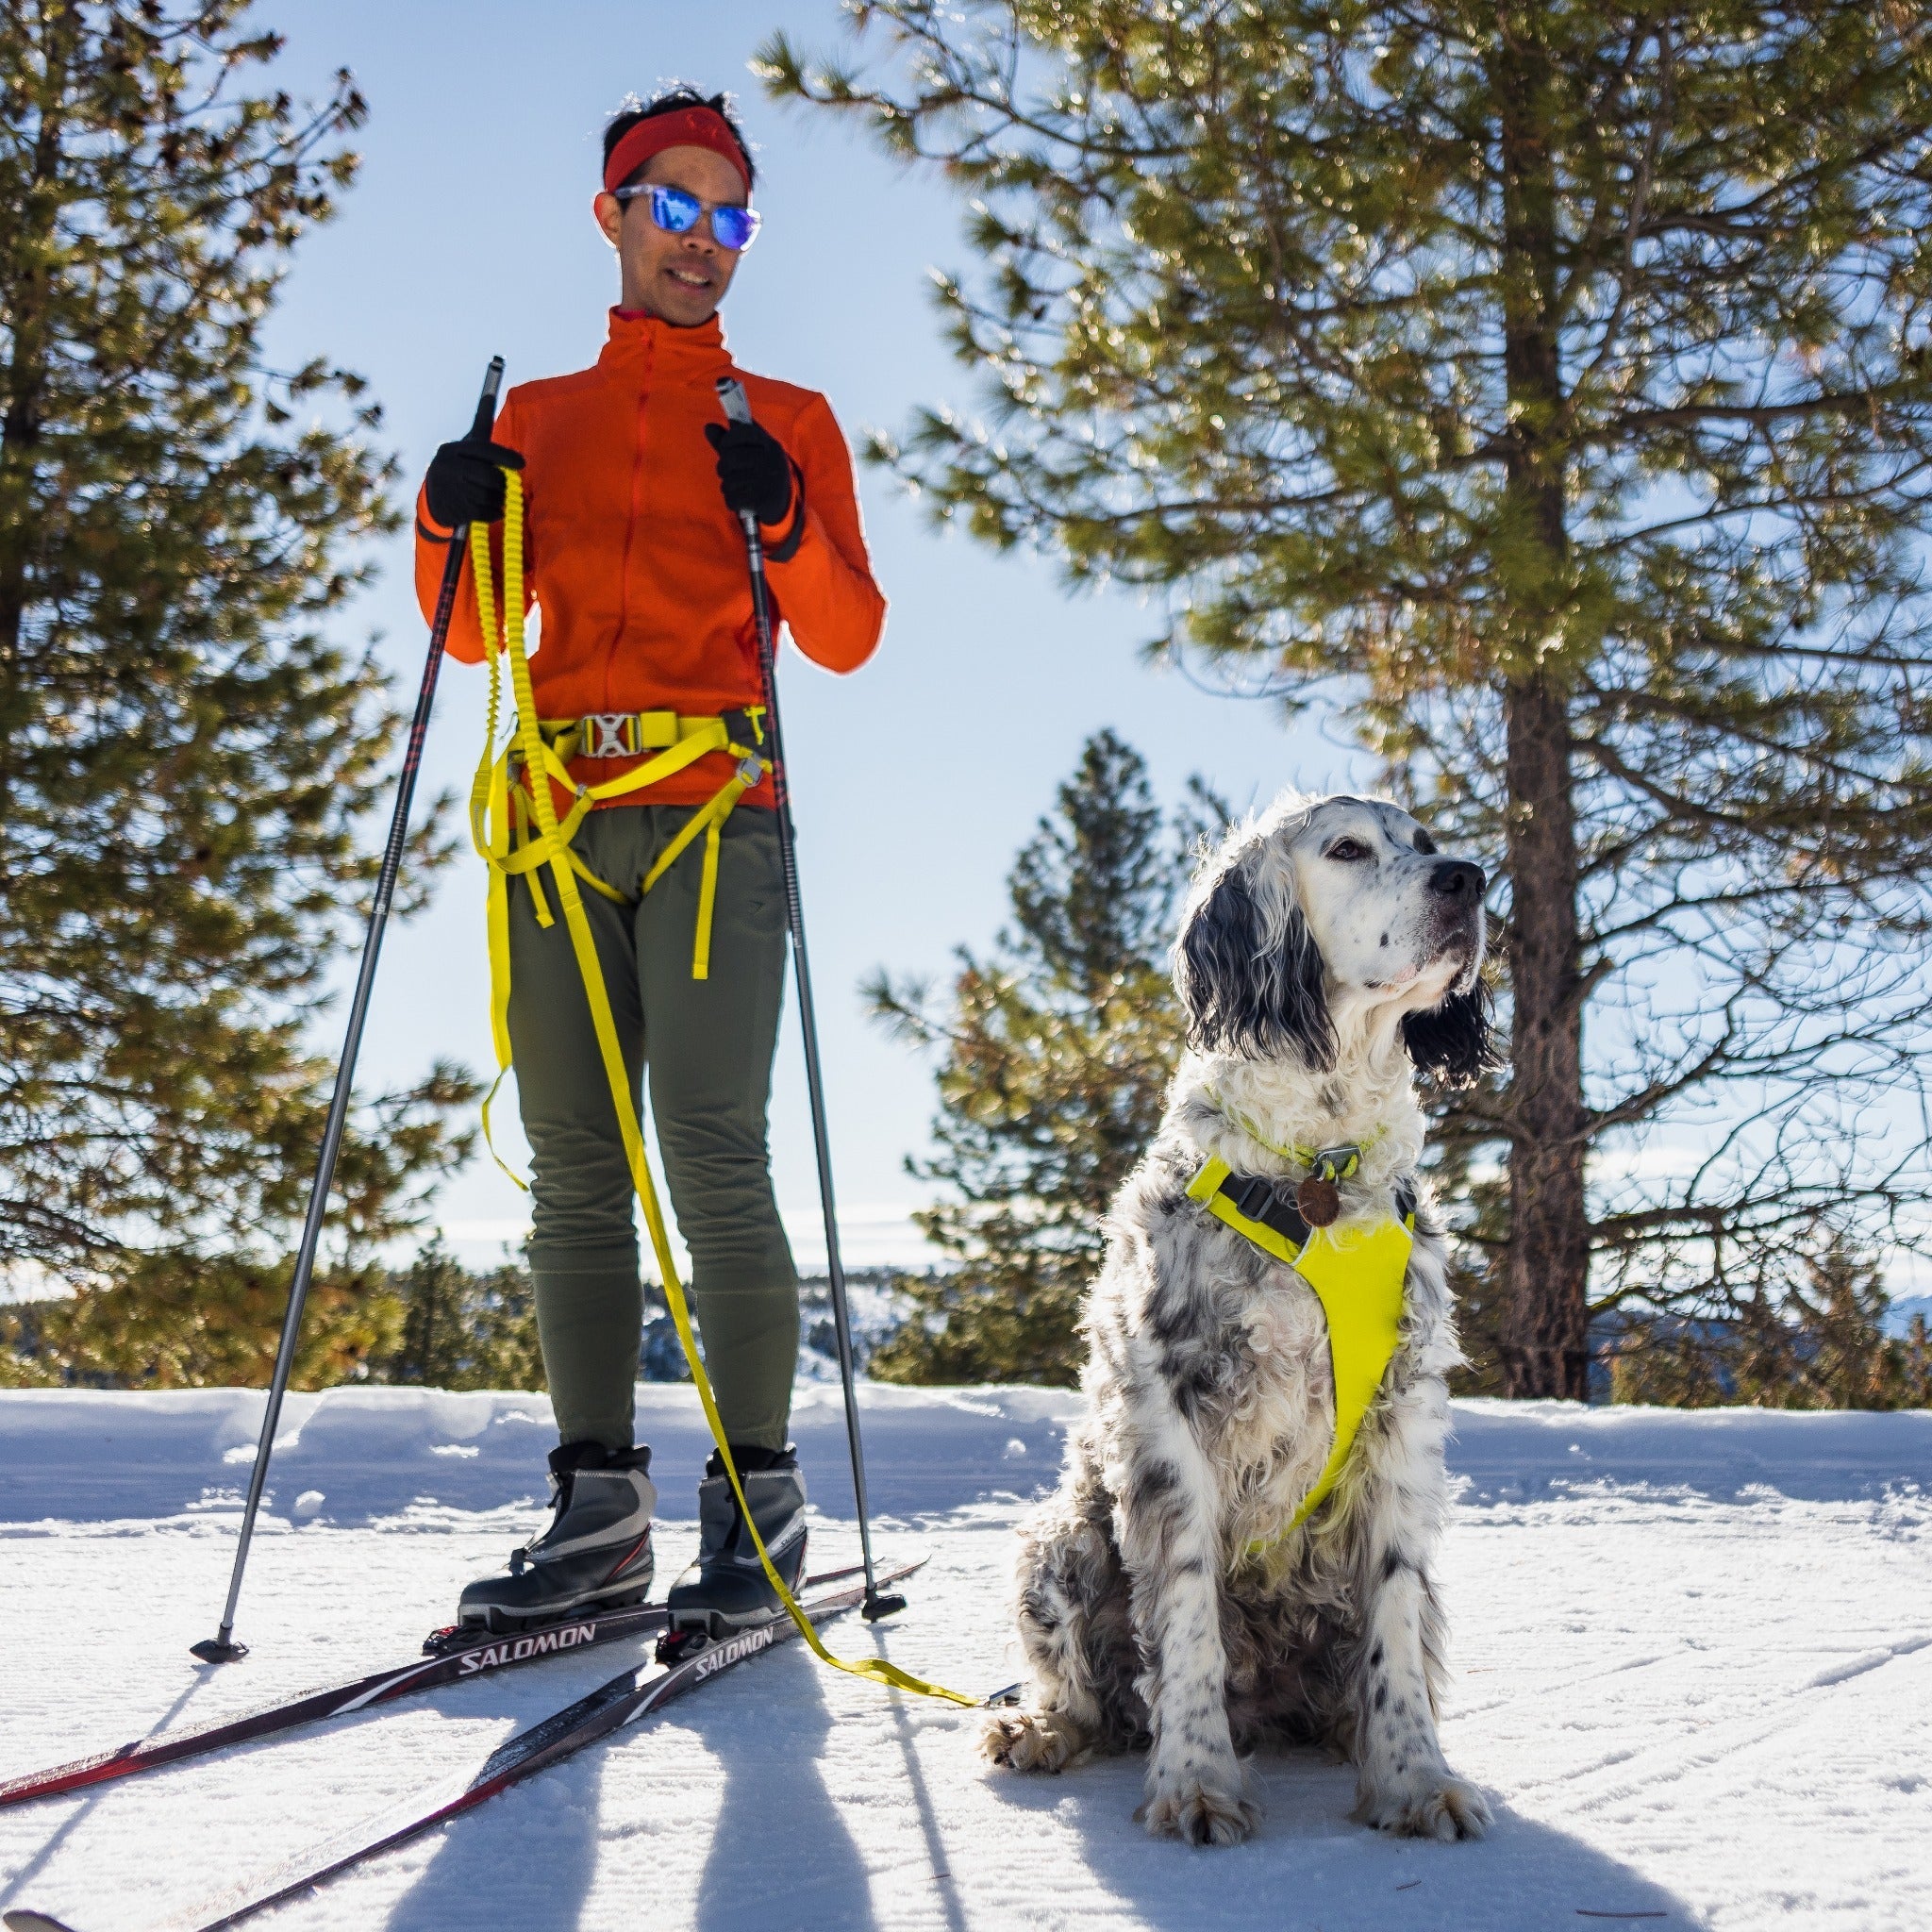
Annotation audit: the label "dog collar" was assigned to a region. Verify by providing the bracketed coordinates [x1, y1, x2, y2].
[1187, 1153, 1415, 1551]
[1206, 1091, 1389, 1227]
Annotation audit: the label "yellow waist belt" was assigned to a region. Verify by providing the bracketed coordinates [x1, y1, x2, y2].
[1186, 1154, 1414, 1552]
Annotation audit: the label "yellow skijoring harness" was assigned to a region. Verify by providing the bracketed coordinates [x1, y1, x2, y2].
[1187, 1121, 1415, 1555]
[468, 591, 773, 1172]
[467, 472, 976, 1709]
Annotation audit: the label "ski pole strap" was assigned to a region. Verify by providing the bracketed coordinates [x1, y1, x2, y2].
[1187, 1155, 1416, 1554]
[468, 475, 978, 1710]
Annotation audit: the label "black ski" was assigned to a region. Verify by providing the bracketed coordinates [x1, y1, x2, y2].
[0, 1562, 865, 1810]
[2, 1561, 930, 1932]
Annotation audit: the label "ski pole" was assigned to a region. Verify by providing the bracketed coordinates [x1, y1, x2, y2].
[192, 356, 506, 1665]
[714, 376, 904, 1624]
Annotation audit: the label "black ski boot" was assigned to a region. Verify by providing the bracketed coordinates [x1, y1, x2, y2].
[664, 1445, 808, 1644]
[455, 1441, 657, 1635]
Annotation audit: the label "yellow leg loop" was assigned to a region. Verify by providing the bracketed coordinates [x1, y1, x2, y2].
[472, 474, 975, 1710]
[569, 848, 627, 904]
[637, 773, 753, 980]
[694, 819, 722, 980]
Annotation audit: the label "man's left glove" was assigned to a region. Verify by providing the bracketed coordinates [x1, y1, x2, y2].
[704, 419, 795, 527]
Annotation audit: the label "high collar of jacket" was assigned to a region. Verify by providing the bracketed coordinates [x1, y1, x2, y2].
[597, 307, 733, 384]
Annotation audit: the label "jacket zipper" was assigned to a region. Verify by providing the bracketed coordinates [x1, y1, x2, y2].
[608, 332, 655, 715]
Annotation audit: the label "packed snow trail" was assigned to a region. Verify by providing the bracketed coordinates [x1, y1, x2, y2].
[2, 1387, 1929, 1930]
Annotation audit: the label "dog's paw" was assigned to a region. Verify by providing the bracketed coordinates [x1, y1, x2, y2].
[981, 1707, 1087, 1774]
[1138, 1774, 1259, 1847]
[1353, 1772, 1491, 1841]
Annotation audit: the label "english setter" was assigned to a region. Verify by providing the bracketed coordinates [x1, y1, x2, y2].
[985, 792, 1496, 1846]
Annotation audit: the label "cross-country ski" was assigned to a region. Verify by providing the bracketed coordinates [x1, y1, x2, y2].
[0, 1564, 866, 1811]
[2, 1562, 928, 1932]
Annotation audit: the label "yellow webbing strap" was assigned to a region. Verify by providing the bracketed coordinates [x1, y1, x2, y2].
[638, 772, 753, 982]
[469, 475, 976, 1709]
[1186, 1156, 1413, 1551]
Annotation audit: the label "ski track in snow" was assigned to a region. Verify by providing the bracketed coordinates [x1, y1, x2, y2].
[1, 1388, 1928, 1931]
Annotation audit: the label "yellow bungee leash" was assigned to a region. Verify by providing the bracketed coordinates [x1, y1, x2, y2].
[469, 472, 977, 1709]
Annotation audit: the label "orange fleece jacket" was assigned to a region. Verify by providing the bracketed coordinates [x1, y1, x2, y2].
[414, 308, 885, 810]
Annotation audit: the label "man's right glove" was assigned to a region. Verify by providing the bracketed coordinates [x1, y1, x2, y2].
[425, 436, 525, 529]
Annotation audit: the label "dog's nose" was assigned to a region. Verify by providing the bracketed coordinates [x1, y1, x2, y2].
[1428, 859, 1486, 900]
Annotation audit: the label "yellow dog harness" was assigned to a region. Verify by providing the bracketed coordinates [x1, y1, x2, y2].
[466, 473, 976, 1709]
[1187, 1149, 1415, 1552]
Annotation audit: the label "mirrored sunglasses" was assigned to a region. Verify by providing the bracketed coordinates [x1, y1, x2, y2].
[614, 183, 761, 253]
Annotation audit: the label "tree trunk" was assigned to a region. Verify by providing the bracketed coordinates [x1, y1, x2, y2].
[1501, 675, 1591, 1397]
[1494, 4, 1592, 1399]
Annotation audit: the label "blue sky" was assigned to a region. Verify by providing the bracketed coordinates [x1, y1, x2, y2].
[258, 0, 1371, 1272]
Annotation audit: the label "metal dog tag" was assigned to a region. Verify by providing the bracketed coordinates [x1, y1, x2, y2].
[1296, 1176, 1341, 1227]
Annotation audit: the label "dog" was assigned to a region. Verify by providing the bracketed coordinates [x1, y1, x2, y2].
[984, 791, 1496, 1847]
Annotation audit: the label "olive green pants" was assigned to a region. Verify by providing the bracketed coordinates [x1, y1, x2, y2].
[508, 802, 798, 1454]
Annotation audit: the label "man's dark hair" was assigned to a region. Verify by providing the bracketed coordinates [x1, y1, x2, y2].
[603, 87, 756, 192]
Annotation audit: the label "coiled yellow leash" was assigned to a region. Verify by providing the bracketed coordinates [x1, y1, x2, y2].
[469, 471, 977, 1709]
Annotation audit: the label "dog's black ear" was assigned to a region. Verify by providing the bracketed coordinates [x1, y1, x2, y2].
[1402, 983, 1498, 1088]
[1175, 860, 1335, 1067]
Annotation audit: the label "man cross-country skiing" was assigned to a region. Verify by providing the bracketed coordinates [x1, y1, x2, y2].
[414, 88, 884, 1640]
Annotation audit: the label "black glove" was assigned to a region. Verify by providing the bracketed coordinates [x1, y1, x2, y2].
[425, 436, 525, 529]
[704, 418, 795, 527]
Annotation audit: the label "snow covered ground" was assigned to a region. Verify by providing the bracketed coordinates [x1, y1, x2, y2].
[2, 1385, 1929, 1931]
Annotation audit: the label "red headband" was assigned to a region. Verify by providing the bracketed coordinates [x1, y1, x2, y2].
[603, 106, 752, 197]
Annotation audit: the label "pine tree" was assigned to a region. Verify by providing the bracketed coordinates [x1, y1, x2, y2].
[867, 730, 1218, 1385]
[0, 1250, 403, 1389]
[1904, 1315, 1932, 1410]
[764, 3, 1932, 1399]
[379, 1241, 545, 1393]
[1771, 1239, 1904, 1411]
[0, 4, 473, 1331]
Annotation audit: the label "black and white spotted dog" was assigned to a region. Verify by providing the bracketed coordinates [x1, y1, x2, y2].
[985, 791, 1496, 1846]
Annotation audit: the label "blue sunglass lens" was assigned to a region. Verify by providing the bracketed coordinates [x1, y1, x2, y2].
[648, 187, 703, 234]
[645, 186, 760, 253]
[710, 206, 760, 252]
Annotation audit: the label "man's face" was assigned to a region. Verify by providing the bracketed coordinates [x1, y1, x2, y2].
[594, 144, 748, 327]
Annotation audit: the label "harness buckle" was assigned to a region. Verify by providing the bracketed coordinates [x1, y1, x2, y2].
[1224, 1174, 1277, 1222]
[580, 712, 634, 758]
[737, 754, 767, 787]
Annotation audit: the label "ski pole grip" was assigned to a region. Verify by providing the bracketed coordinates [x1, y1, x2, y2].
[470, 355, 507, 441]
[716, 375, 753, 427]
[714, 378, 764, 541]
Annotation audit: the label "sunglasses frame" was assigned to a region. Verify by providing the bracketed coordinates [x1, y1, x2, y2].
[612, 182, 761, 254]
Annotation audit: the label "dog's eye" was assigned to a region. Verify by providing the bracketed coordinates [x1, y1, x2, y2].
[1413, 831, 1437, 856]
[1325, 839, 1370, 861]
